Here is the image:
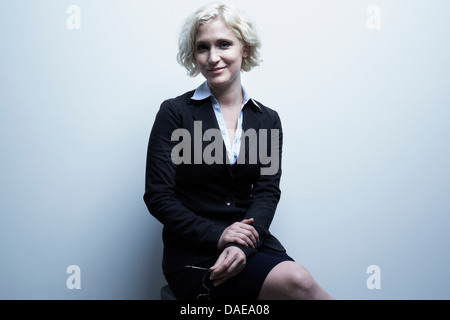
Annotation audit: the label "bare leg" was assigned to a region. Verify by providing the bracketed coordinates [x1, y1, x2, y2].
[258, 261, 333, 300]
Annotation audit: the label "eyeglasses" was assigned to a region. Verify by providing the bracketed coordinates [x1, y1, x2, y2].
[185, 265, 213, 300]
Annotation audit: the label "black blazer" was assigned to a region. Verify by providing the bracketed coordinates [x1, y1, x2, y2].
[143, 89, 286, 276]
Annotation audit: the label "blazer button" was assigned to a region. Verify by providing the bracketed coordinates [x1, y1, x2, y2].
[225, 198, 232, 206]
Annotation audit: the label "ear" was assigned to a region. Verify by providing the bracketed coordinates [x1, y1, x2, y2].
[242, 44, 249, 58]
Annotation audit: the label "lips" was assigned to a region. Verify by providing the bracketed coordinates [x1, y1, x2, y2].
[208, 66, 227, 73]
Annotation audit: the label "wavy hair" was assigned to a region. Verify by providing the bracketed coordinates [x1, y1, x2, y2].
[177, 2, 262, 77]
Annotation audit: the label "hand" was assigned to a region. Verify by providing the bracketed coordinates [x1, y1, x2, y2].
[217, 218, 259, 250]
[209, 246, 246, 287]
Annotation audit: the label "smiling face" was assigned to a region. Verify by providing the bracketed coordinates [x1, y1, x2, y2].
[194, 18, 248, 91]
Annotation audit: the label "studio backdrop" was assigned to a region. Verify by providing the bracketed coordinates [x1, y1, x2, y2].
[0, 0, 449, 299]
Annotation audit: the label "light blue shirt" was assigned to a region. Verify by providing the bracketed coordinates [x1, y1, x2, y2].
[191, 81, 257, 165]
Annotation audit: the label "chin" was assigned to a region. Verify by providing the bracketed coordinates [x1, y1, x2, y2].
[208, 78, 228, 87]
[207, 74, 239, 89]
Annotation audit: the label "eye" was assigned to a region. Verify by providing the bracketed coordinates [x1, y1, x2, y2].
[220, 41, 231, 48]
[196, 44, 208, 52]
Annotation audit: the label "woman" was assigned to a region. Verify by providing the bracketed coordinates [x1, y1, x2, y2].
[144, 2, 332, 300]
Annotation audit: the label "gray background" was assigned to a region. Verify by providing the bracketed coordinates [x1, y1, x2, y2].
[1, 0, 449, 299]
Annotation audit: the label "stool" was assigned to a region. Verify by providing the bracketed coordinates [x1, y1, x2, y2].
[160, 284, 177, 300]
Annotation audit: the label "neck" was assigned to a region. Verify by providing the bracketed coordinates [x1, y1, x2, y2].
[208, 75, 243, 108]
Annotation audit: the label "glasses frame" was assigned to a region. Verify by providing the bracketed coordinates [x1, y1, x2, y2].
[184, 265, 213, 300]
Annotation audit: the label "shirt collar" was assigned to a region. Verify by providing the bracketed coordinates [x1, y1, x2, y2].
[191, 81, 260, 109]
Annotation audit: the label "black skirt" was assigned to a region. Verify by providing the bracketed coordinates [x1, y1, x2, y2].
[166, 248, 294, 300]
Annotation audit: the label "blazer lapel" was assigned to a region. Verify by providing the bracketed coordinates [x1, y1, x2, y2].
[190, 97, 263, 171]
[242, 101, 262, 131]
[191, 98, 219, 132]
[238, 101, 263, 164]
[191, 98, 229, 170]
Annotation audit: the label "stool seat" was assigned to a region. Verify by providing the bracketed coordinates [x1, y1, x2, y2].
[160, 284, 177, 300]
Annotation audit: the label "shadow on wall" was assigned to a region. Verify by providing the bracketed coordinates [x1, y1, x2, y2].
[114, 203, 167, 300]
[127, 209, 166, 300]
[63, 202, 167, 300]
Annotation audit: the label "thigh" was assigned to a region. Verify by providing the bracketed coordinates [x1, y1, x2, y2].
[258, 261, 308, 300]
[258, 261, 333, 300]
[166, 249, 294, 300]
[209, 248, 294, 300]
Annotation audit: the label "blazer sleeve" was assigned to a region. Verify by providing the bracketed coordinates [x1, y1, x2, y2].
[242, 110, 283, 252]
[143, 100, 226, 252]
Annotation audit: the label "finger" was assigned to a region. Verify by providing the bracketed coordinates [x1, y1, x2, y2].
[241, 218, 254, 225]
[218, 224, 243, 250]
[210, 247, 239, 278]
[224, 233, 251, 248]
[237, 226, 259, 247]
[219, 220, 259, 248]
[211, 261, 235, 284]
[228, 225, 256, 247]
[210, 248, 236, 280]
[240, 219, 259, 241]
[233, 229, 255, 248]
[212, 247, 244, 278]
[213, 253, 245, 286]
[234, 225, 259, 248]
[226, 254, 245, 275]
[210, 250, 227, 272]
[230, 230, 255, 249]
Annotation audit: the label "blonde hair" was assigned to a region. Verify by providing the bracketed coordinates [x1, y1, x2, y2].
[177, 2, 262, 77]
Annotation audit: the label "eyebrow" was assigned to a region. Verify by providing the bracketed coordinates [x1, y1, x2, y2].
[195, 38, 234, 46]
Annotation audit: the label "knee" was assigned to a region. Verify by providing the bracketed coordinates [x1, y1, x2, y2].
[277, 262, 318, 299]
[285, 264, 315, 293]
[260, 261, 325, 300]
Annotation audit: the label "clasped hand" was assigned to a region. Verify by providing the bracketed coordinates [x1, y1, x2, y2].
[209, 218, 259, 287]
[217, 218, 259, 250]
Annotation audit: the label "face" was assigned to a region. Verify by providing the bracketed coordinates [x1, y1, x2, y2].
[194, 18, 248, 90]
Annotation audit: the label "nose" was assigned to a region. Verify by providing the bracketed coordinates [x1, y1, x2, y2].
[208, 47, 220, 64]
